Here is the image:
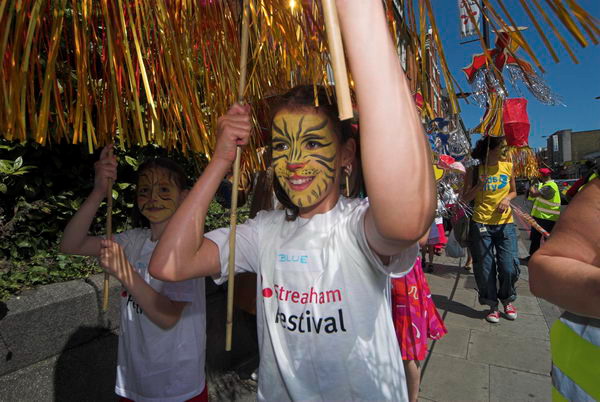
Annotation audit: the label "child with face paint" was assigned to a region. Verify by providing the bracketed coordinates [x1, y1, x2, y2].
[150, 2, 436, 401]
[60, 147, 208, 402]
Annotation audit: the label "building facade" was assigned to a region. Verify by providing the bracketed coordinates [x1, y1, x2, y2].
[546, 129, 600, 177]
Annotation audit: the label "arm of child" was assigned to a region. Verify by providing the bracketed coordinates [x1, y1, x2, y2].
[529, 180, 600, 319]
[337, 1, 436, 256]
[101, 240, 187, 329]
[149, 104, 252, 282]
[497, 173, 517, 212]
[60, 145, 117, 256]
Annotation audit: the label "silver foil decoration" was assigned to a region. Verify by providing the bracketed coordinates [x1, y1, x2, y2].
[506, 64, 564, 106]
[469, 68, 507, 108]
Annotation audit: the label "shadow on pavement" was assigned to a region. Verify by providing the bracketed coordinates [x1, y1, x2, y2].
[431, 295, 483, 319]
[54, 326, 118, 402]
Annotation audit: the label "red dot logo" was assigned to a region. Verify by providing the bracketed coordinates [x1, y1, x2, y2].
[262, 288, 273, 298]
[121, 290, 127, 298]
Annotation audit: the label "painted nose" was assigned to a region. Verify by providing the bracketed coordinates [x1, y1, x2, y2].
[287, 162, 306, 171]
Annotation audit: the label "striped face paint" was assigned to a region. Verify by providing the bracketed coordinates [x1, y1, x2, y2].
[137, 168, 181, 224]
[272, 111, 338, 208]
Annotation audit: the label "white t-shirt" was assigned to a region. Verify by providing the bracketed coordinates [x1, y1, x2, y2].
[205, 197, 418, 401]
[113, 228, 206, 402]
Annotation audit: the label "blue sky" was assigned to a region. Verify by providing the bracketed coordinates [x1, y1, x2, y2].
[430, 0, 600, 149]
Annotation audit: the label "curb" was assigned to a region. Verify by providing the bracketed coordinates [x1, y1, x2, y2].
[0, 272, 120, 376]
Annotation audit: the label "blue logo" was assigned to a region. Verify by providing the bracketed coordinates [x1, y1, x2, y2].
[277, 254, 308, 264]
[484, 174, 508, 191]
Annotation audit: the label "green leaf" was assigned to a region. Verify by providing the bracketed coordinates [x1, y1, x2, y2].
[0, 160, 13, 174]
[112, 189, 118, 200]
[29, 266, 47, 274]
[17, 240, 31, 248]
[125, 156, 139, 169]
[0, 183, 6, 193]
[117, 182, 130, 190]
[13, 157, 23, 170]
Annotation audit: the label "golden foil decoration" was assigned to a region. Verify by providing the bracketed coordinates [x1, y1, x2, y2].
[0, 0, 598, 173]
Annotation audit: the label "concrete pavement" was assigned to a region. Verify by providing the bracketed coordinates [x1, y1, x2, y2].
[419, 254, 553, 402]
[419, 198, 559, 402]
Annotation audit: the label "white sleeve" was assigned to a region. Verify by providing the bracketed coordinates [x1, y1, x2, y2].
[160, 278, 196, 302]
[352, 199, 419, 278]
[204, 216, 260, 285]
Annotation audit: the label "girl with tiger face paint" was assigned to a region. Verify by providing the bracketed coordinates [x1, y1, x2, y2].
[151, 3, 437, 400]
[61, 152, 208, 402]
[271, 109, 351, 211]
[137, 167, 183, 224]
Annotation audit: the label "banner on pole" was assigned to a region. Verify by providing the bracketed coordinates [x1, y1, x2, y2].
[458, 0, 480, 39]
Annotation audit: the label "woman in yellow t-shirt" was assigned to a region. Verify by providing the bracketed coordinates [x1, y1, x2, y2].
[463, 137, 520, 324]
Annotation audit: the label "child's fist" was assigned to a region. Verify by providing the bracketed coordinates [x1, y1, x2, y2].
[214, 103, 252, 163]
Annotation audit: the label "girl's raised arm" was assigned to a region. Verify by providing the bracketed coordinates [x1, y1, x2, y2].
[149, 104, 252, 281]
[337, 0, 436, 255]
[60, 145, 117, 256]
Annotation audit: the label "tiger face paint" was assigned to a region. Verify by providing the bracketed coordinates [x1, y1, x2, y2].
[272, 110, 339, 209]
[137, 168, 181, 224]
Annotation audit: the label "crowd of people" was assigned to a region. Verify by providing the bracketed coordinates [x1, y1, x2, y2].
[57, 1, 598, 401]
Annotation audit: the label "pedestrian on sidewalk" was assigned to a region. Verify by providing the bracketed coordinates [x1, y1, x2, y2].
[392, 234, 447, 402]
[422, 220, 439, 273]
[526, 167, 560, 257]
[60, 150, 208, 402]
[529, 178, 600, 400]
[462, 137, 520, 323]
[422, 198, 447, 272]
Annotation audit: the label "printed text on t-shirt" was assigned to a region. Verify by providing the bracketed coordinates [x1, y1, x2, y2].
[268, 284, 342, 304]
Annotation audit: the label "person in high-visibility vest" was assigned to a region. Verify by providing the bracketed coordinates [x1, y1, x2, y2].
[529, 179, 600, 401]
[527, 168, 560, 257]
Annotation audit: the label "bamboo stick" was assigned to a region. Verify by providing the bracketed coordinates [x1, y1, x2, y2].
[103, 154, 114, 312]
[321, 0, 352, 121]
[226, 0, 250, 352]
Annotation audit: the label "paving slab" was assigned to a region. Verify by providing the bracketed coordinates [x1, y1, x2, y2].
[431, 288, 478, 309]
[437, 305, 492, 332]
[537, 297, 563, 329]
[512, 295, 543, 316]
[428, 325, 470, 359]
[0, 330, 118, 402]
[489, 313, 550, 341]
[468, 331, 551, 375]
[489, 365, 551, 402]
[420, 353, 490, 402]
[516, 280, 535, 297]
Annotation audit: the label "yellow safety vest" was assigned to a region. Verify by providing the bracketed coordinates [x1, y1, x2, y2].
[579, 172, 598, 192]
[531, 180, 561, 221]
[551, 313, 600, 401]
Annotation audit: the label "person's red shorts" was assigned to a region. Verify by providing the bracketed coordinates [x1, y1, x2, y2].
[119, 384, 208, 402]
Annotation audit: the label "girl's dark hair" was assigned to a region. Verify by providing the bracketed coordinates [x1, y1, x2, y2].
[471, 136, 504, 162]
[270, 85, 361, 220]
[132, 158, 188, 228]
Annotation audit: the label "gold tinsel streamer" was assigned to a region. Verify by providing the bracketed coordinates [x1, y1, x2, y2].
[506, 146, 540, 179]
[0, 0, 598, 174]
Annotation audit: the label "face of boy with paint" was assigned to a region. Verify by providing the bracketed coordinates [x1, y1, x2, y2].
[137, 168, 182, 224]
[272, 109, 340, 209]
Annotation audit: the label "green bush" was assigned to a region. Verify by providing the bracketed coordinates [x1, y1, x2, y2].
[0, 140, 248, 301]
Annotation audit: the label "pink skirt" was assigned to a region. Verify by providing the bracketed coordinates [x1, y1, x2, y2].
[391, 257, 447, 361]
